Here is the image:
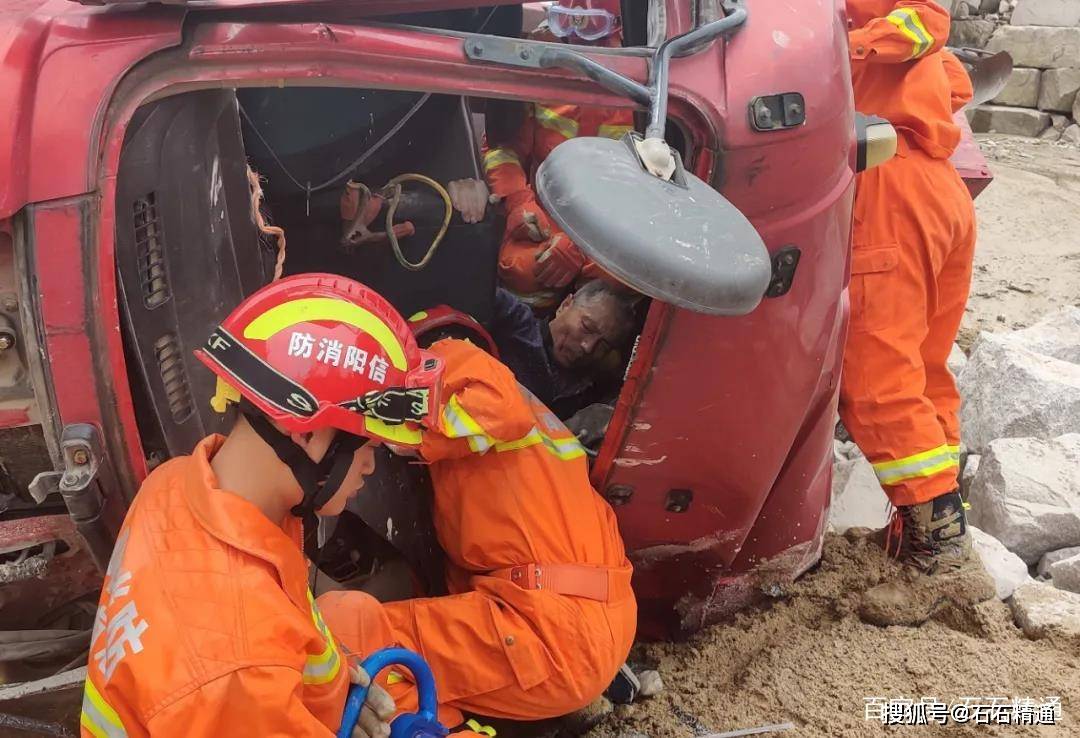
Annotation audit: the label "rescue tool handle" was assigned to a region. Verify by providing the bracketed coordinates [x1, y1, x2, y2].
[337, 647, 446, 738]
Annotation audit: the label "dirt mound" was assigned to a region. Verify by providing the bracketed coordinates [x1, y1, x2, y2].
[589, 534, 1080, 738]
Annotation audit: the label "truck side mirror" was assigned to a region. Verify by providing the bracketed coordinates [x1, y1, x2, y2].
[536, 133, 771, 316]
[854, 114, 897, 173]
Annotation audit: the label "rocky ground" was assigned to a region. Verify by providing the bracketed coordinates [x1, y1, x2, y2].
[586, 136, 1080, 738]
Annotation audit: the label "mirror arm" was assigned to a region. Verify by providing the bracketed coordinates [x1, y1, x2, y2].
[464, 0, 748, 140]
[647, 1, 748, 138]
[536, 48, 652, 106]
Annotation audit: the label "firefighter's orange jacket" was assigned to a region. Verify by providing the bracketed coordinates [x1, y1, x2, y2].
[81, 436, 350, 738]
[321, 338, 636, 720]
[484, 103, 633, 299]
[847, 0, 955, 158]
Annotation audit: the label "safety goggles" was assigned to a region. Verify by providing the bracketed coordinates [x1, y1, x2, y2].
[546, 5, 619, 41]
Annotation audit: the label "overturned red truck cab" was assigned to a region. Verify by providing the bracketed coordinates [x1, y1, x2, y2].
[0, 0, 994, 678]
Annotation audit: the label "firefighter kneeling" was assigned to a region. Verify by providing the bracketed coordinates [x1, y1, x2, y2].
[82, 273, 635, 738]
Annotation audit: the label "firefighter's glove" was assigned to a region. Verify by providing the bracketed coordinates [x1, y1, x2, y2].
[349, 663, 396, 738]
[506, 197, 556, 243]
[448, 178, 490, 224]
[566, 403, 614, 452]
[534, 234, 585, 289]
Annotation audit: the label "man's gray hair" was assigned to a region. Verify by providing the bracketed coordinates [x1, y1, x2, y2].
[572, 280, 638, 345]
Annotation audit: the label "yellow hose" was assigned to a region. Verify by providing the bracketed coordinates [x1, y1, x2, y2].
[383, 173, 453, 272]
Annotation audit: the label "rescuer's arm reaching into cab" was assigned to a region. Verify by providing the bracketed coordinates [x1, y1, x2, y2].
[847, 1, 950, 64]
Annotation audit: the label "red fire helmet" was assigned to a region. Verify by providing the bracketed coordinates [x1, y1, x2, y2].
[195, 273, 443, 447]
[406, 305, 499, 357]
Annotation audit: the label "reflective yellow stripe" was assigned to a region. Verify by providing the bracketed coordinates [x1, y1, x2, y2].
[304, 591, 342, 686]
[598, 124, 632, 140]
[467, 719, 497, 737]
[534, 106, 579, 139]
[365, 416, 422, 445]
[483, 148, 522, 172]
[493, 427, 585, 461]
[886, 8, 933, 59]
[442, 395, 494, 452]
[408, 310, 429, 322]
[81, 677, 128, 738]
[948, 444, 961, 461]
[872, 444, 958, 486]
[243, 298, 407, 370]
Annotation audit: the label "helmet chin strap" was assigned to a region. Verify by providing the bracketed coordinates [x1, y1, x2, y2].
[239, 400, 366, 562]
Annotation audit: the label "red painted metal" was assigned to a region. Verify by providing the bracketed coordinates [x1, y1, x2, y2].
[952, 111, 994, 198]
[0, 0, 914, 636]
[0, 408, 31, 427]
[0, 515, 101, 630]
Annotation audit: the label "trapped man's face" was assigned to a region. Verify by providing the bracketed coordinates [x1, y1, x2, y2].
[549, 292, 622, 369]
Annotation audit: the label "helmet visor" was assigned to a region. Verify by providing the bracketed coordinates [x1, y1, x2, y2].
[546, 5, 618, 41]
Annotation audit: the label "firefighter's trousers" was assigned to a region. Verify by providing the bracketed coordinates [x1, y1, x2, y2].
[839, 142, 976, 507]
[319, 567, 634, 725]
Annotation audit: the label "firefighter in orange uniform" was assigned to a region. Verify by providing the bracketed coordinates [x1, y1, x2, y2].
[80, 274, 455, 738]
[841, 1, 985, 592]
[319, 322, 636, 722]
[484, 0, 634, 308]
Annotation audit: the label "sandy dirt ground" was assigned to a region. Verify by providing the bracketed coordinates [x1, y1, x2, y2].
[958, 135, 1080, 346]
[587, 135, 1080, 738]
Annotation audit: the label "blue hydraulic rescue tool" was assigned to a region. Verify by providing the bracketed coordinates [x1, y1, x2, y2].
[337, 648, 448, 738]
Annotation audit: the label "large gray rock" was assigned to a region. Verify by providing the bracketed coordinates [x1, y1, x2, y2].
[1000, 306, 1080, 363]
[969, 105, 1050, 136]
[1009, 581, 1080, 647]
[1012, 0, 1080, 26]
[1064, 124, 1080, 145]
[950, 18, 997, 48]
[1038, 68, 1080, 112]
[960, 453, 981, 496]
[948, 343, 968, 378]
[991, 67, 1042, 107]
[971, 526, 1033, 599]
[828, 456, 889, 533]
[1049, 553, 1080, 594]
[967, 434, 1080, 564]
[1039, 546, 1080, 578]
[960, 327, 1080, 452]
[987, 26, 1080, 68]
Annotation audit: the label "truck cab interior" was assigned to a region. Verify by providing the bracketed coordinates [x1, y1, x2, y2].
[113, 6, 659, 594]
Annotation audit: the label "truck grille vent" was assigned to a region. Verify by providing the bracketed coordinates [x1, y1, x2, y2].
[133, 194, 171, 309]
[154, 333, 194, 423]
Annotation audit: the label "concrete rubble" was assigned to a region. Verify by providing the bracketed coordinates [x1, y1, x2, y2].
[947, 343, 967, 378]
[970, 105, 1051, 136]
[965, 2, 1080, 141]
[1047, 552, 1080, 593]
[960, 453, 981, 495]
[997, 305, 1080, 362]
[966, 434, 1080, 564]
[828, 454, 890, 533]
[1038, 68, 1080, 111]
[986, 26, 1080, 69]
[949, 17, 998, 46]
[1009, 581, 1080, 647]
[1011, 0, 1080, 27]
[959, 310, 1080, 451]
[970, 525, 1032, 599]
[991, 67, 1041, 107]
[1038, 546, 1080, 577]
